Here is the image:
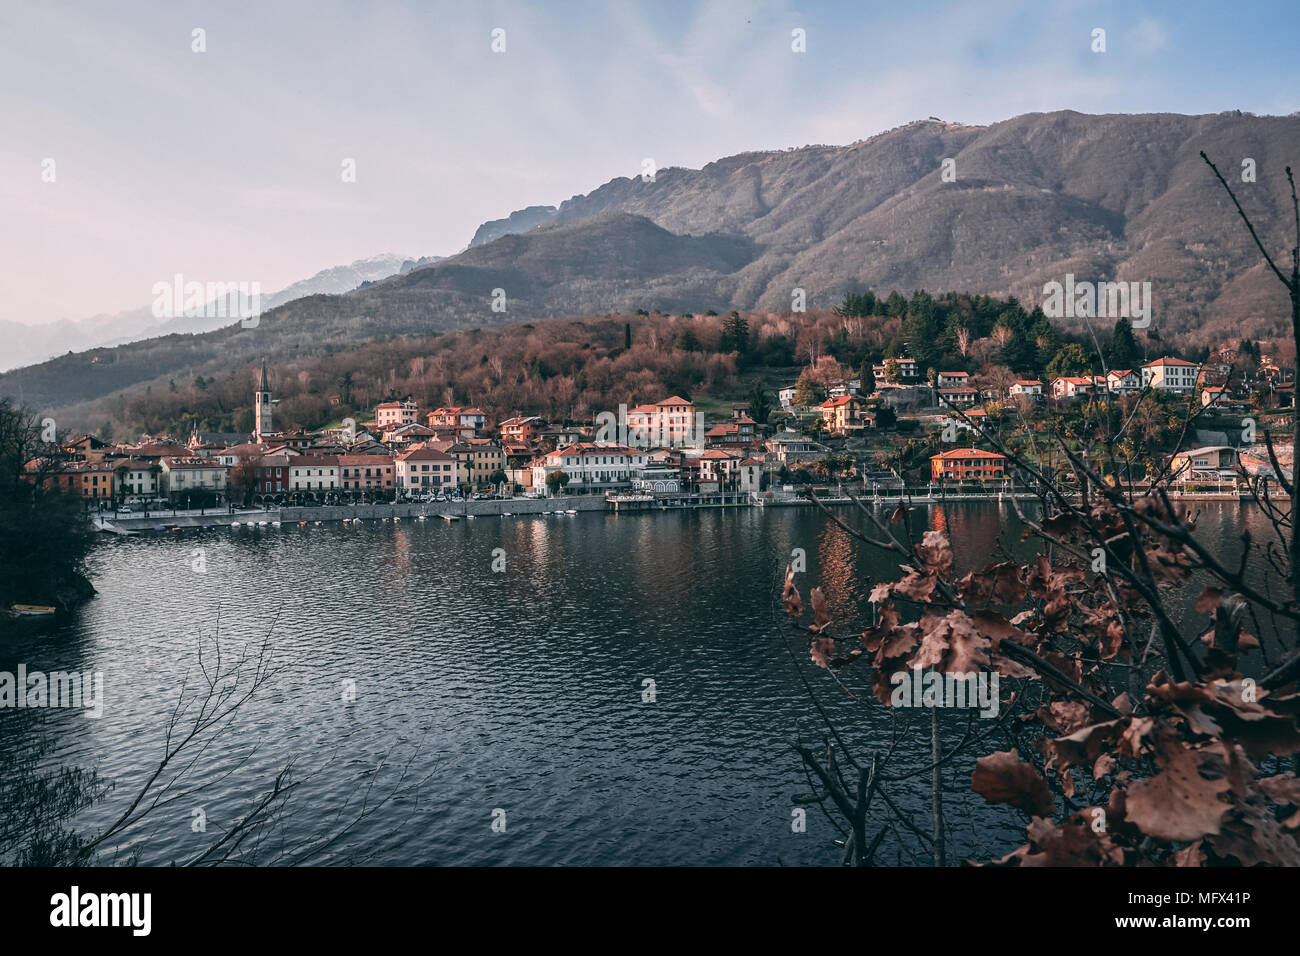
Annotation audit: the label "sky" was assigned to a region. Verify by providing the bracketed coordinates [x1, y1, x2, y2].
[2, 0, 1298, 329]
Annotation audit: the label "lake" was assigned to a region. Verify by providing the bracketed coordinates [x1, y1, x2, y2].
[0, 501, 1278, 865]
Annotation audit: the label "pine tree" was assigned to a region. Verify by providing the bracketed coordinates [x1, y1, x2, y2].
[1107, 317, 1139, 370]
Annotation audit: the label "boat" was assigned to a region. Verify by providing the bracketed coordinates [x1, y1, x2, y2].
[416, 515, 426, 521]
[10, 604, 55, 617]
[231, 521, 241, 527]
[441, 514, 459, 521]
[258, 520, 268, 526]
[272, 520, 281, 527]
[565, 509, 578, 514]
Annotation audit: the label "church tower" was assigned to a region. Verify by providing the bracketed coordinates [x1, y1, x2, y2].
[254, 359, 273, 438]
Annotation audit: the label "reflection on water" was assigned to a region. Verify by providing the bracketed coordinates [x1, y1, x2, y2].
[0, 502, 1277, 865]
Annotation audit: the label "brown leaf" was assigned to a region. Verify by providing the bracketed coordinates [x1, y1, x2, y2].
[782, 564, 802, 617]
[1124, 736, 1231, 842]
[971, 749, 1054, 817]
[809, 587, 831, 634]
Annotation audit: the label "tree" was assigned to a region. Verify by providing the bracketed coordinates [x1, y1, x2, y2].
[1202, 151, 1300, 612]
[858, 359, 876, 397]
[749, 380, 773, 425]
[545, 470, 570, 496]
[792, 368, 824, 408]
[1107, 317, 1140, 369]
[884, 358, 901, 384]
[228, 460, 259, 506]
[720, 311, 750, 356]
[0, 398, 94, 610]
[1045, 343, 1091, 379]
[624, 322, 632, 350]
[677, 328, 700, 352]
[873, 404, 897, 429]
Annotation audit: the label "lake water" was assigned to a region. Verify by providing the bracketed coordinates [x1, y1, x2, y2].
[0, 501, 1279, 865]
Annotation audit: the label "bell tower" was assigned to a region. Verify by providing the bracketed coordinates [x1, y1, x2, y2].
[254, 359, 272, 438]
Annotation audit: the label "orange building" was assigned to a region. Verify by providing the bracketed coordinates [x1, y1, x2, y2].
[930, 448, 1008, 481]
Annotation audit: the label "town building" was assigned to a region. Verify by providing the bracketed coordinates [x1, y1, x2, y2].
[498, 416, 544, 444]
[288, 455, 340, 493]
[254, 359, 278, 439]
[625, 396, 700, 448]
[160, 456, 228, 501]
[765, 430, 828, 465]
[376, 400, 419, 430]
[338, 454, 396, 494]
[818, 395, 866, 435]
[929, 448, 1008, 481]
[531, 443, 649, 494]
[937, 386, 979, 407]
[1142, 357, 1199, 394]
[1168, 446, 1240, 483]
[395, 447, 456, 494]
[1106, 369, 1142, 393]
[1008, 380, 1043, 398]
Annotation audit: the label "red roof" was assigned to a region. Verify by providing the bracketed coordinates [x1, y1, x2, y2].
[931, 448, 1007, 460]
[1144, 356, 1197, 367]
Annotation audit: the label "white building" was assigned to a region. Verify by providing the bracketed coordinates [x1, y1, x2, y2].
[1106, 369, 1142, 393]
[1142, 357, 1198, 395]
[288, 455, 339, 492]
[1008, 380, 1043, 398]
[160, 457, 228, 500]
[531, 443, 649, 493]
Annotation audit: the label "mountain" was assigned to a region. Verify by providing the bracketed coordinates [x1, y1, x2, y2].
[0, 254, 414, 372]
[6, 110, 1300, 417]
[469, 205, 558, 247]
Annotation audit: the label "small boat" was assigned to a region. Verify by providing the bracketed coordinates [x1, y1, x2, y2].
[258, 520, 268, 526]
[272, 520, 281, 527]
[416, 515, 426, 522]
[441, 514, 459, 521]
[314, 521, 322, 526]
[10, 604, 55, 617]
[565, 509, 578, 515]
[231, 521, 241, 527]
[393, 516, 401, 523]
[501, 513, 512, 517]
[298, 521, 307, 527]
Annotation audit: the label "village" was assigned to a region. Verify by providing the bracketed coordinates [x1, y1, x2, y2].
[26, 342, 1295, 522]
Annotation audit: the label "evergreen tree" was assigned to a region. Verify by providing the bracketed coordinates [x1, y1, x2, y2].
[720, 312, 750, 355]
[858, 359, 876, 396]
[1107, 317, 1139, 370]
[748, 380, 773, 425]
